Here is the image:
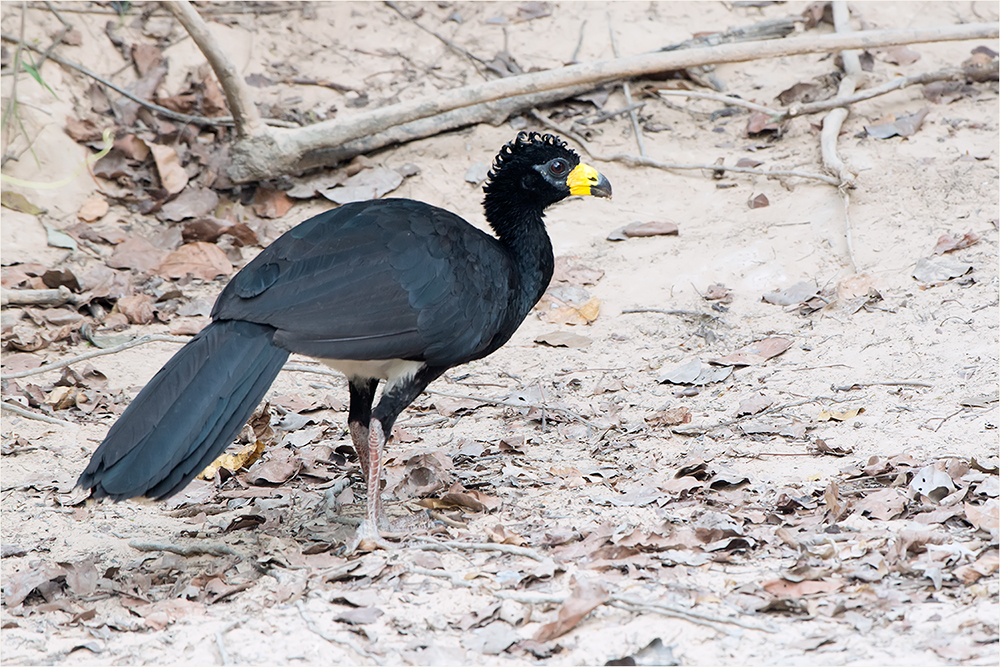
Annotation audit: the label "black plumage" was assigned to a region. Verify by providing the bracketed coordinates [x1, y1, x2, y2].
[78, 132, 611, 549]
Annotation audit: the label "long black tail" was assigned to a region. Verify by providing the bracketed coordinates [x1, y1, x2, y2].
[78, 320, 289, 500]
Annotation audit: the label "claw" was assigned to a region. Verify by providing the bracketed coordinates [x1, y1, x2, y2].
[346, 519, 398, 553]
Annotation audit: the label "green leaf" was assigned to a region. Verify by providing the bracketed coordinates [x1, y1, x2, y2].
[23, 54, 59, 100]
[1, 190, 46, 215]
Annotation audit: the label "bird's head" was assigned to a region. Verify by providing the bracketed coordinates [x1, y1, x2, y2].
[483, 132, 612, 219]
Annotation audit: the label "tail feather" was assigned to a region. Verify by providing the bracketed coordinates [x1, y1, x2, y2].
[78, 320, 289, 500]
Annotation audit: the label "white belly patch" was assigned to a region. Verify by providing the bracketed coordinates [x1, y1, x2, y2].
[321, 358, 425, 390]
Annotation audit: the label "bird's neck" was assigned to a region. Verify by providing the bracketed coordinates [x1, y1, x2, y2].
[488, 206, 555, 312]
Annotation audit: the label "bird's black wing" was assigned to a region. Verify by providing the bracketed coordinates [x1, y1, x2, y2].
[213, 199, 515, 367]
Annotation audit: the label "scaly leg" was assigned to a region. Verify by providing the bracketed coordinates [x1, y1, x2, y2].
[347, 378, 379, 482]
[348, 418, 397, 552]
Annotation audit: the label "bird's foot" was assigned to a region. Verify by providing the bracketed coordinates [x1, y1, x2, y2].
[345, 519, 401, 553]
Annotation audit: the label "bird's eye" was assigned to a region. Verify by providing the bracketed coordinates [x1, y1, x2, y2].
[549, 159, 568, 176]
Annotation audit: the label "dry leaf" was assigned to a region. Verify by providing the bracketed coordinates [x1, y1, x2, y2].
[323, 167, 404, 204]
[116, 294, 155, 324]
[200, 439, 267, 480]
[533, 578, 608, 642]
[882, 45, 921, 66]
[761, 578, 842, 597]
[107, 236, 170, 273]
[534, 331, 592, 348]
[912, 256, 973, 282]
[763, 280, 818, 306]
[932, 231, 980, 255]
[711, 337, 791, 366]
[64, 116, 105, 143]
[246, 449, 301, 485]
[158, 242, 232, 281]
[855, 488, 906, 521]
[816, 406, 864, 421]
[737, 394, 772, 416]
[964, 499, 999, 532]
[252, 187, 295, 219]
[645, 406, 692, 427]
[160, 188, 220, 222]
[147, 143, 189, 194]
[623, 221, 679, 237]
[865, 107, 929, 139]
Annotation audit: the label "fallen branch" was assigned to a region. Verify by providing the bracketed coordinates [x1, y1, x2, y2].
[821, 1, 862, 272]
[1, 401, 76, 426]
[0, 33, 298, 129]
[531, 110, 841, 185]
[0, 334, 189, 380]
[161, 1, 263, 137]
[411, 536, 546, 562]
[294, 600, 383, 664]
[408, 566, 777, 634]
[129, 540, 242, 557]
[165, 0, 995, 182]
[1, 286, 77, 307]
[786, 59, 1000, 118]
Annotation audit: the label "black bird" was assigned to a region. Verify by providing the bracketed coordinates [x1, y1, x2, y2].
[78, 132, 611, 549]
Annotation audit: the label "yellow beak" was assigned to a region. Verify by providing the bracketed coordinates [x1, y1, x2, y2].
[567, 163, 612, 198]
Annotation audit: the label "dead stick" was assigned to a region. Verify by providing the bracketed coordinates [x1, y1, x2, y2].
[531, 110, 840, 185]
[788, 60, 1000, 117]
[1, 286, 76, 307]
[1, 401, 76, 426]
[411, 536, 546, 561]
[822, 1, 861, 273]
[220, 21, 998, 182]
[129, 541, 242, 557]
[608, 14, 646, 157]
[294, 601, 382, 664]
[658, 89, 781, 115]
[162, 0, 263, 137]
[0, 334, 189, 380]
[0, 33, 296, 129]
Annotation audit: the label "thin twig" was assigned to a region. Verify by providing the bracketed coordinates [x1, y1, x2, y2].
[38, 1, 72, 70]
[129, 541, 242, 557]
[607, 14, 646, 156]
[295, 600, 383, 664]
[657, 89, 781, 116]
[385, 1, 490, 72]
[570, 19, 587, 63]
[670, 398, 816, 436]
[610, 595, 777, 633]
[785, 60, 999, 118]
[1, 401, 76, 426]
[833, 380, 933, 391]
[214, 620, 240, 665]
[530, 109, 840, 185]
[821, 1, 861, 274]
[409, 566, 776, 633]
[0, 334, 190, 380]
[162, 1, 264, 137]
[411, 536, 546, 562]
[0, 33, 297, 129]
[0, 2, 27, 167]
[424, 387, 599, 429]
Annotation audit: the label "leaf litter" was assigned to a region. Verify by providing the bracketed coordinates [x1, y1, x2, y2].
[1, 3, 997, 666]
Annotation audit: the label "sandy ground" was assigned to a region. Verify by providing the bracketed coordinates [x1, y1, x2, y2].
[1, 2, 998, 665]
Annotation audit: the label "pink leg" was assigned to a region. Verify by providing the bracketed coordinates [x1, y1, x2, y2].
[347, 419, 396, 552]
[348, 421, 370, 481]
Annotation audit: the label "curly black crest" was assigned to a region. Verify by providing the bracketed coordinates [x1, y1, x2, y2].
[485, 132, 575, 183]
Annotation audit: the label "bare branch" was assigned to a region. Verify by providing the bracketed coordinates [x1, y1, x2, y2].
[161, 0, 264, 137]
[222, 21, 998, 182]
